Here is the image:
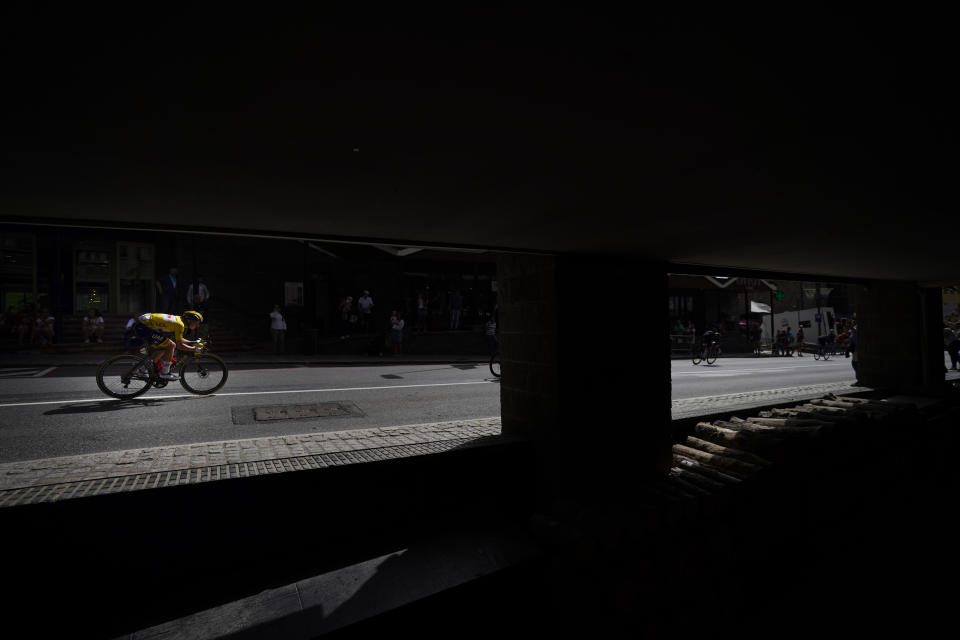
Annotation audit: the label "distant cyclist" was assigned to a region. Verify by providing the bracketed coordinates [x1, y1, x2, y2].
[125, 310, 204, 380]
[701, 326, 721, 349]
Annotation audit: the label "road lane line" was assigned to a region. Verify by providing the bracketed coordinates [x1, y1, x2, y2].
[0, 380, 496, 409]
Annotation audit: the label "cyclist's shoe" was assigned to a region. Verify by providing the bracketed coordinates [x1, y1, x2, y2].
[159, 372, 180, 381]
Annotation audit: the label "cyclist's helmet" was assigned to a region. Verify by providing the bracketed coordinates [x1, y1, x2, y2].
[182, 310, 204, 324]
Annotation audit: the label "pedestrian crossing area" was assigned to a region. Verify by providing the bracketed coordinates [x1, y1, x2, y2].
[0, 367, 57, 379]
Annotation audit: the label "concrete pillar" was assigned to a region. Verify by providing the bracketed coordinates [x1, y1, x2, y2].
[855, 280, 945, 394]
[497, 253, 673, 509]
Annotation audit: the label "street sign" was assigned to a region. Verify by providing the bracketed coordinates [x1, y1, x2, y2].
[774, 290, 786, 301]
[815, 313, 822, 323]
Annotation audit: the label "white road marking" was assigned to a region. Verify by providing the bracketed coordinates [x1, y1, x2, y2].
[0, 380, 496, 409]
[0, 367, 57, 378]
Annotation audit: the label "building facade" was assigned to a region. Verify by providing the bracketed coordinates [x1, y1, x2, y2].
[1, 224, 497, 346]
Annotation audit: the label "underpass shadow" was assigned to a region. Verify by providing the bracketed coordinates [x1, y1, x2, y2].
[380, 364, 482, 379]
[43, 396, 207, 415]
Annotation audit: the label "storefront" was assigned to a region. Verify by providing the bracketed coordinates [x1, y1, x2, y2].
[1, 226, 161, 317]
[0, 231, 36, 313]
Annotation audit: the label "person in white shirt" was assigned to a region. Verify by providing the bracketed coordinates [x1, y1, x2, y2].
[357, 290, 374, 331]
[945, 326, 960, 371]
[186, 277, 210, 318]
[270, 304, 287, 354]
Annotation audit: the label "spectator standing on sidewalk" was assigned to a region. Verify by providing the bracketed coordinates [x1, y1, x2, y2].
[945, 326, 960, 371]
[750, 324, 762, 356]
[415, 291, 428, 333]
[795, 326, 805, 356]
[390, 310, 404, 355]
[82, 308, 105, 343]
[186, 276, 211, 319]
[485, 313, 498, 353]
[849, 325, 859, 383]
[448, 289, 463, 330]
[270, 304, 287, 354]
[357, 290, 374, 331]
[156, 267, 179, 315]
[17, 306, 35, 345]
[784, 326, 794, 356]
[338, 296, 354, 338]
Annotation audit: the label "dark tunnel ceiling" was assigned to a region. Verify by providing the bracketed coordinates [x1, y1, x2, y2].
[1, 7, 956, 283]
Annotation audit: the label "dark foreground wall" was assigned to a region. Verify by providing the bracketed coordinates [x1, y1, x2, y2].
[2, 439, 535, 639]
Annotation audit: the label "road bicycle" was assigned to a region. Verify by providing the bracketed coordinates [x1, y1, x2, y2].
[812, 342, 832, 361]
[813, 337, 848, 360]
[95, 339, 229, 400]
[691, 342, 720, 365]
[489, 351, 501, 377]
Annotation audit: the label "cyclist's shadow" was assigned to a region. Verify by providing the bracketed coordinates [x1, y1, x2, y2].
[44, 396, 201, 416]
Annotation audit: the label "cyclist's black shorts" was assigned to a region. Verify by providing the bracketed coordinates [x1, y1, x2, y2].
[124, 322, 171, 351]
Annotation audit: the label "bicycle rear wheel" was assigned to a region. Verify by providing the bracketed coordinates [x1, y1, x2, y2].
[489, 352, 501, 377]
[96, 353, 153, 399]
[177, 353, 228, 395]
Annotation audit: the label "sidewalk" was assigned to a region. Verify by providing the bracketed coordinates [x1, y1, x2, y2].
[0, 417, 506, 506]
[0, 380, 879, 505]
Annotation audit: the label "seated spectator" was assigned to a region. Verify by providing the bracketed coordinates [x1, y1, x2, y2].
[0, 306, 14, 333]
[17, 307, 35, 344]
[33, 308, 55, 345]
[82, 308, 105, 343]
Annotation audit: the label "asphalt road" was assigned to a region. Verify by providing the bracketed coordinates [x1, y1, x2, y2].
[670, 354, 858, 399]
[0, 363, 501, 464]
[1, 354, 953, 464]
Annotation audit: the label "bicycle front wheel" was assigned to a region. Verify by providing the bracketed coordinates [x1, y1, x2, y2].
[178, 353, 229, 395]
[706, 349, 718, 365]
[489, 352, 501, 377]
[96, 353, 153, 399]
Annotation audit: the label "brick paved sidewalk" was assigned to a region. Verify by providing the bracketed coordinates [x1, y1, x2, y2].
[0, 417, 504, 506]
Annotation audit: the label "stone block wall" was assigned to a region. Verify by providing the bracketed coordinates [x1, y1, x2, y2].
[855, 280, 945, 393]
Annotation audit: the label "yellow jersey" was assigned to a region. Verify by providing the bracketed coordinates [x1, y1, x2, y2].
[137, 313, 187, 343]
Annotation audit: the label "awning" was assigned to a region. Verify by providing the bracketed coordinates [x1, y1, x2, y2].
[750, 301, 772, 313]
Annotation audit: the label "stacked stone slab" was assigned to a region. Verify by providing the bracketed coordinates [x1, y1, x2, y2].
[655, 392, 920, 524]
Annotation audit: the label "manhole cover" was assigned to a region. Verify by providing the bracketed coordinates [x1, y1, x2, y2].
[232, 402, 364, 425]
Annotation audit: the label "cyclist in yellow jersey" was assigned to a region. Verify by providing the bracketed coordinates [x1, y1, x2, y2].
[125, 310, 204, 380]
